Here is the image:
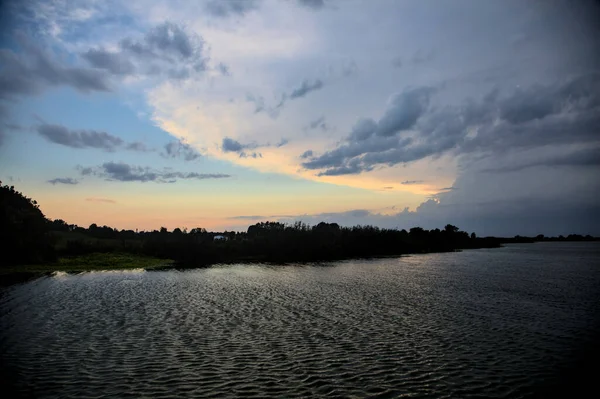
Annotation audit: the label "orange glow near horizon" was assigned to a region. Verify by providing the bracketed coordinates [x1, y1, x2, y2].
[30, 181, 433, 232]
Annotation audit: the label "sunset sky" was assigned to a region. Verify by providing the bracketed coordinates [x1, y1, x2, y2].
[1, 0, 599, 235]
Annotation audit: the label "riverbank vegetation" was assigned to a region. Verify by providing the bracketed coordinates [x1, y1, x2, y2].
[2, 181, 598, 277]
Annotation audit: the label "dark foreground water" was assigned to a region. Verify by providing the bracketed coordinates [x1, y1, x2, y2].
[1, 243, 599, 398]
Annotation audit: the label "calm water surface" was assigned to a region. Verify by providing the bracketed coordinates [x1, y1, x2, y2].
[1, 243, 599, 398]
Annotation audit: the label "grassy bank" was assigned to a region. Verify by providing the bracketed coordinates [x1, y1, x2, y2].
[1, 253, 174, 276]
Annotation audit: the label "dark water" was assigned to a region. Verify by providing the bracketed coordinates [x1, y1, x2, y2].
[1, 243, 599, 398]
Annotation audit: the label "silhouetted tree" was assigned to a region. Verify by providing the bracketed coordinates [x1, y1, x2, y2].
[445, 224, 459, 234]
[0, 182, 55, 265]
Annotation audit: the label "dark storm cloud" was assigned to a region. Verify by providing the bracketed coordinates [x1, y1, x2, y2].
[342, 86, 434, 144]
[274, 197, 600, 237]
[163, 140, 201, 161]
[483, 147, 600, 173]
[205, 0, 260, 17]
[460, 76, 600, 153]
[36, 123, 150, 152]
[302, 135, 411, 170]
[290, 79, 324, 99]
[496, 73, 600, 124]
[375, 87, 434, 137]
[304, 72, 600, 176]
[48, 177, 79, 185]
[84, 22, 208, 79]
[0, 41, 111, 99]
[80, 162, 230, 183]
[348, 118, 377, 141]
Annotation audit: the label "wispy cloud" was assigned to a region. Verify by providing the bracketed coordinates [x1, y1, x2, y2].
[246, 77, 326, 118]
[48, 177, 79, 185]
[36, 123, 149, 152]
[401, 180, 425, 185]
[300, 150, 314, 159]
[306, 116, 328, 131]
[276, 138, 289, 148]
[290, 79, 324, 99]
[78, 162, 231, 183]
[85, 197, 116, 204]
[221, 137, 261, 158]
[163, 139, 202, 161]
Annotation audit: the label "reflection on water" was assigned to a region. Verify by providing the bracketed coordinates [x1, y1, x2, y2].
[1, 243, 599, 398]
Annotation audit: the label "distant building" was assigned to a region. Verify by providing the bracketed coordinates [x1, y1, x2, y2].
[213, 235, 229, 241]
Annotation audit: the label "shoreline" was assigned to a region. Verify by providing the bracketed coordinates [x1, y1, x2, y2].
[0, 247, 491, 286]
[0, 253, 174, 286]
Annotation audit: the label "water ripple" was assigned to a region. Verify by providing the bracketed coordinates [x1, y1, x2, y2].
[1, 243, 599, 398]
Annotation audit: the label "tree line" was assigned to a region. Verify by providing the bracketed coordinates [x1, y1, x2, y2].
[1, 181, 597, 267]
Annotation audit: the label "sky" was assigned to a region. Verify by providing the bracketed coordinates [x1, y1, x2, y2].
[1, 0, 599, 236]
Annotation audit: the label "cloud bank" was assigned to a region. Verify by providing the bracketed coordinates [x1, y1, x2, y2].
[302, 73, 600, 176]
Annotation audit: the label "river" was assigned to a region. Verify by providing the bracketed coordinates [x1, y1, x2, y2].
[1, 242, 599, 398]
